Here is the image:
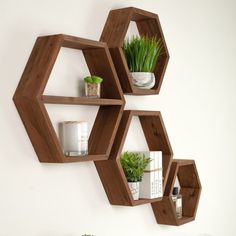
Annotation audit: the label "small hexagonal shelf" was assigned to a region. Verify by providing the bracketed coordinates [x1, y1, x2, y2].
[151, 159, 202, 225]
[100, 7, 169, 95]
[95, 110, 173, 206]
[13, 34, 124, 163]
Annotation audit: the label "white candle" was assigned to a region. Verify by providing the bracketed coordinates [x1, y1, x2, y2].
[60, 121, 88, 156]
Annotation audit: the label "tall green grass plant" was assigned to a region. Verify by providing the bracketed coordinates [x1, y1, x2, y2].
[123, 36, 163, 72]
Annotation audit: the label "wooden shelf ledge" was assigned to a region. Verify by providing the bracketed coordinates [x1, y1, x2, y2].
[42, 95, 123, 106]
[132, 197, 163, 206]
[63, 154, 107, 163]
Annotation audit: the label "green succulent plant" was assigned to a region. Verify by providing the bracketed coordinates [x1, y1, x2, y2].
[123, 36, 163, 72]
[84, 75, 103, 84]
[120, 151, 151, 182]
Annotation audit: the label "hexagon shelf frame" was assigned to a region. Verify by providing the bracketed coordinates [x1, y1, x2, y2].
[100, 7, 169, 95]
[13, 34, 124, 163]
[151, 159, 202, 226]
[95, 110, 173, 206]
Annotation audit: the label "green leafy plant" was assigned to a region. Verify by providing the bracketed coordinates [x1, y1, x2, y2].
[123, 36, 163, 72]
[84, 75, 103, 84]
[120, 151, 151, 182]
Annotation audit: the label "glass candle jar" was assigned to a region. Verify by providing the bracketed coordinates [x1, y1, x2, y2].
[60, 121, 88, 156]
[85, 83, 101, 98]
[172, 187, 182, 219]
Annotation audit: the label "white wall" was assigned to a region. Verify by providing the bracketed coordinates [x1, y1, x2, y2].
[1, 0, 236, 235]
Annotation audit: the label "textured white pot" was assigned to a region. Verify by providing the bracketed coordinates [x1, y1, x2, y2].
[128, 182, 140, 200]
[131, 72, 155, 89]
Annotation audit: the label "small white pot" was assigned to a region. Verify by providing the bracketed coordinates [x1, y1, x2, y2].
[128, 182, 140, 200]
[131, 72, 155, 89]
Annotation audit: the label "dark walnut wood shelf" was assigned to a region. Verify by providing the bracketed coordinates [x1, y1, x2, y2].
[95, 110, 173, 206]
[13, 34, 124, 163]
[42, 95, 123, 106]
[63, 154, 107, 163]
[151, 159, 202, 226]
[100, 7, 169, 95]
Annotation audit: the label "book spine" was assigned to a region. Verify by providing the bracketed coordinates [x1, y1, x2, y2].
[156, 151, 163, 197]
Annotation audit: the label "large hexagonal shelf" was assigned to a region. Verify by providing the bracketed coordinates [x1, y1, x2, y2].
[95, 110, 173, 206]
[152, 159, 202, 225]
[100, 7, 169, 95]
[13, 34, 124, 163]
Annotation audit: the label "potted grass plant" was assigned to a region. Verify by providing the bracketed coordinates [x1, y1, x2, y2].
[123, 36, 163, 89]
[84, 75, 103, 98]
[120, 151, 151, 200]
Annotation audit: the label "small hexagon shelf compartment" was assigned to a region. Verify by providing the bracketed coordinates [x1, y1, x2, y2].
[95, 110, 173, 206]
[13, 34, 124, 163]
[152, 159, 202, 226]
[100, 7, 169, 95]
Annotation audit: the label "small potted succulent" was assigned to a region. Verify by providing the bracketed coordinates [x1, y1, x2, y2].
[84, 75, 103, 98]
[123, 36, 163, 89]
[120, 151, 151, 200]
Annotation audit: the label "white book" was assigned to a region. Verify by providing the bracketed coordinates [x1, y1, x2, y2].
[139, 151, 163, 199]
[155, 151, 163, 198]
[157, 169, 163, 197]
[140, 172, 158, 199]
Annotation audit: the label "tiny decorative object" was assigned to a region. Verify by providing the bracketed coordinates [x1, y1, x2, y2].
[123, 36, 163, 89]
[60, 121, 88, 156]
[120, 151, 151, 200]
[172, 187, 182, 219]
[84, 75, 103, 98]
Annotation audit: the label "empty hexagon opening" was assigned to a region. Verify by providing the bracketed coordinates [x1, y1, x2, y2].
[44, 48, 90, 97]
[122, 116, 149, 152]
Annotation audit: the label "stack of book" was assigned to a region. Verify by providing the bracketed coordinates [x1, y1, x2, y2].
[139, 151, 163, 199]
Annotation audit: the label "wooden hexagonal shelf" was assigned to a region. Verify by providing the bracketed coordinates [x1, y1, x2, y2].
[151, 159, 202, 225]
[95, 110, 173, 206]
[13, 34, 124, 163]
[100, 7, 169, 95]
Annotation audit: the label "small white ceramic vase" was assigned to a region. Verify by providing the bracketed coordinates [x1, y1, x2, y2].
[128, 182, 140, 200]
[131, 72, 155, 89]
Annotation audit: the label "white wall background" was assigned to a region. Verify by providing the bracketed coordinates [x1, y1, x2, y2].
[1, 0, 236, 235]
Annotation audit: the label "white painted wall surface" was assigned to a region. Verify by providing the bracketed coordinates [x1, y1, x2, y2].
[1, 0, 236, 235]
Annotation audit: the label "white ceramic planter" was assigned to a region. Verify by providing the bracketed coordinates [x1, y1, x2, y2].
[131, 72, 155, 89]
[128, 182, 140, 200]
